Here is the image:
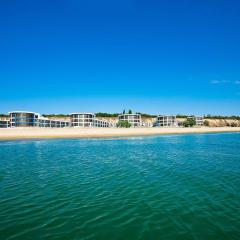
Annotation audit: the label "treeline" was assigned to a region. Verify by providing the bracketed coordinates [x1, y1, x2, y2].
[1, 113, 240, 120]
[42, 114, 70, 117]
[96, 112, 157, 118]
[176, 114, 189, 118]
[204, 115, 240, 120]
[176, 114, 240, 120]
[0, 114, 9, 117]
[81, 113, 240, 120]
[136, 112, 157, 118]
[95, 113, 119, 117]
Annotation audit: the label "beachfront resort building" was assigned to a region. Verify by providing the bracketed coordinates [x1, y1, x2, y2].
[0, 111, 206, 129]
[39, 117, 70, 128]
[70, 113, 110, 128]
[9, 111, 40, 127]
[154, 115, 177, 127]
[140, 121, 153, 127]
[118, 114, 141, 127]
[8, 111, 70, 128]
[1, 111, 111, 128]
[187, 116, 204, 126]
[0, 120, 10, 128]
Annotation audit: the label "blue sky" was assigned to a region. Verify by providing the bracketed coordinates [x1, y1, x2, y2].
[0, 0, 240, 115]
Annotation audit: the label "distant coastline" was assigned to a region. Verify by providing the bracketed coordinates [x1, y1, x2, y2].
[0, 127, 240, 140]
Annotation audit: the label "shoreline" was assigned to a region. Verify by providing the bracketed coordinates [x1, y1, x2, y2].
[0, 127, 240, 140]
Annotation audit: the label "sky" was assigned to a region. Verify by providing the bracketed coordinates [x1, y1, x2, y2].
[0, 0, 240, 115]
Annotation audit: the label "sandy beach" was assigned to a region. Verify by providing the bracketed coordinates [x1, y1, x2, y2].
[0, 127, 240, 140]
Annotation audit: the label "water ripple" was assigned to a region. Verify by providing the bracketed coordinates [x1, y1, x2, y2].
[0, 133, 240, 239]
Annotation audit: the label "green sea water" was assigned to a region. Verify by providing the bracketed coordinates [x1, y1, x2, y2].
[0, 133, 240, 240]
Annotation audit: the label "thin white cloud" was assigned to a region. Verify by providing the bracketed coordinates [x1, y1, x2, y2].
[210, 80, 240, 85]
[210, 80, 231, 84]
[210, 80, 221, 84]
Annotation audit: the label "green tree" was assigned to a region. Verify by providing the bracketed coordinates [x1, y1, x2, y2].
[176, 114, 188, 118]
[123, 109, 125, 114]
[96, 113, 119, 117]
[0, 114, 9, 117]
[116, 121, 132, 128]
[203, 120, 210, 126]
[128, 109, 132, 114]
[183, 118, 196, 127]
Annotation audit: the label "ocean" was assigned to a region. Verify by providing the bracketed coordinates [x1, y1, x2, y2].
[0, 133, 240, 239]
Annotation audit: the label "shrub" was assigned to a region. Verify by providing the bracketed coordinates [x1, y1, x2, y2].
[203, 120, 210, 126]
[116, 121, 132, 128]
[226, 121, 230, 127]
[230, 122, 237, 127]
[183, 118, 196, 127]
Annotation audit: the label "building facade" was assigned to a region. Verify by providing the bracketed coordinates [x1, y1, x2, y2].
[118, 114, 141, 127]
[39, 118, 70, 128]
[70, 113, 95, 127]
[0, 120, 10, 128]
[187, 116, 204, 126]
[94, 119, 110, 128]
[154, 115, 177, 127]
[0, 111, 208, 129]
[70, 113, 110, 127]
[9, 111, 70, 128]
[9, 111, 40, 127]
[140, 121, 153, 127]
[195, 116, 204, 126]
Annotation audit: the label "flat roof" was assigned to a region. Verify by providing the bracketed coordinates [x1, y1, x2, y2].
[8, 111, 41, 116]
[70, 113, 95, 115]
[118, 114, 141, 116]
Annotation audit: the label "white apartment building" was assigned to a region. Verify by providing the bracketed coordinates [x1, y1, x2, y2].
[118, 114, 141, 127]
[154, 115, 177, 127]
[70, 113, 110, 128]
